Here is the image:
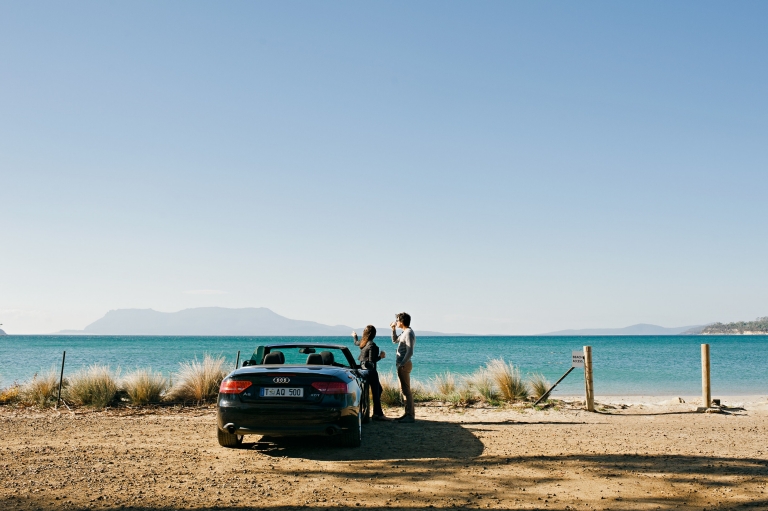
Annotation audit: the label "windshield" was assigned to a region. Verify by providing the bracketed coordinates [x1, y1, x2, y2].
[262, 346, 354, 368]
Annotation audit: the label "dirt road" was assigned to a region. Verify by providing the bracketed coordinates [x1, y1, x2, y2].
[1, 400, 767, 511]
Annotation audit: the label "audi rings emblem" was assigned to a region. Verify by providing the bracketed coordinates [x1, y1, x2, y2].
[273, 377, 290, 383]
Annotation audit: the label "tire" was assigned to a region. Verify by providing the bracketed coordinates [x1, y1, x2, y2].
[338, 413, 362, 448]
[217, 427, 244, 448]
[361, 382, 371, 424]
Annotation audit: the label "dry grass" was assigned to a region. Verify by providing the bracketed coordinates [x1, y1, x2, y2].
[21, 367, 62, 407]
[486, 358, 528, 402]
[431, 372, 457, 398]
[169, 355, 227, 403]
[123, 369, 169, 405]
[0, 384, 21, 405]
[379, 372, 403, 407]
[528, 372, 552, 401]
[64, 365, 119, 408]
[467, 369, 500, 404]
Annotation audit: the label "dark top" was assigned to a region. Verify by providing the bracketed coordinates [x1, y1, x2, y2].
[354, 339, 382, 369]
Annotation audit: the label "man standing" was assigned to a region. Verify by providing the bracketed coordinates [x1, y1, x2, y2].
[391, 312, 416, 423]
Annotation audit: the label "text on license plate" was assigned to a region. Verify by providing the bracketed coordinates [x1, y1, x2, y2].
[260, 387, 304, 398]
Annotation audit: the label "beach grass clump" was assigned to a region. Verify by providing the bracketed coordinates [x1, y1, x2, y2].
[467, 369, 500, 404]
[21, 367, 62, 407]
[431, 372, 457, 399]
[64, 365, 119, 408]
[411, 379, 435, 403]
[486, 358, 528, 402]
[122, 369, 169, 405]
[379, 372, 403, 407]
[528, 373, 551, 402]
[0, 384, 21, 405]
[446, 383, 477, 407]
[169, 355, 227, 403]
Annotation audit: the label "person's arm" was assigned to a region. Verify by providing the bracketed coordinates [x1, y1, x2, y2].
[391, 327, 399, 344]
[398, 330, 414, 366]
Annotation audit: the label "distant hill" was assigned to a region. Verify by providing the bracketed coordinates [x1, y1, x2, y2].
[701, 316, 768, 335]
[0, 328, 6, 336]
[60, 307, 461, 336]
[63, 307, 355, 336]
[539, 323, 705, 336]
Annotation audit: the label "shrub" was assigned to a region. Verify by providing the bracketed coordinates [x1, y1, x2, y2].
[64, 365, 119, 408]
[486, 358, 528, 402]
[379, 372, 403, 407]
[431, 372, 456, 399]
[122, 369, 169, 405]
[21, 367, 62, 407]
[169, 355, 227, 403]
[528, 373, 551, 402]
[467, 369, 499, 404]
[0, 384, 21, 405]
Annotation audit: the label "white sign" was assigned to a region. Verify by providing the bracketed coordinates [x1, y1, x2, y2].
[572, 351, 585, 368]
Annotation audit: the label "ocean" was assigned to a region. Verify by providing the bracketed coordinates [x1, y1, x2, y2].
[1, 335, 767, 396]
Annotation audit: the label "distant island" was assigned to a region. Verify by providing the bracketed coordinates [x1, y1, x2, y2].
[59, 307, 463, 336]
[0, 328, 6, 336]
[700, 316, 768, 335]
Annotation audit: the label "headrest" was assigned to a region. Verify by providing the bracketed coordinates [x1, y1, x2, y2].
[320, 351, 334, 365]
[263, 351, 284, 364]
[306, 353, 324, 365]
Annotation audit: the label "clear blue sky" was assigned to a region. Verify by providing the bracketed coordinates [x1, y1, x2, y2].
[1, 2, 766, 334]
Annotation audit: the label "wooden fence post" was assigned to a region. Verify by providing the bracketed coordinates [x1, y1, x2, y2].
[701, 343, 711, 408]
[584, 345, 594, 412]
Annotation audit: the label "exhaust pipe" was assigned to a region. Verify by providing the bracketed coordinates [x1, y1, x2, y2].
[325, 426, 341, 436]
[224, 423, 236, 434]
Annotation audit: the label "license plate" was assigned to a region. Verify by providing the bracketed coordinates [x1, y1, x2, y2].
[260, 387, 304, 398]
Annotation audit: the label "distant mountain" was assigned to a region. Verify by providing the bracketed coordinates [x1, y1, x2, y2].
[0, 328, 6, 336]
[539, 323, 705, 336]
[60, 307, 461, 336]
[64, 307, 355, 336]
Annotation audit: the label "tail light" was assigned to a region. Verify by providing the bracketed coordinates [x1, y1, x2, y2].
[311, 381, 348, 394]
[220, 380, 253, 394]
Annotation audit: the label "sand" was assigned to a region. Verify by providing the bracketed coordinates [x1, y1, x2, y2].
[1, 396, 767, 511]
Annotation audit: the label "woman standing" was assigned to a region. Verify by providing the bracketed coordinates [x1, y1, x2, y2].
[352, 325, 388, 420]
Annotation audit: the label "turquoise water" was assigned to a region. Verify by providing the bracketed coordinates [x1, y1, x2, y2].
[1, 335, 767, 396]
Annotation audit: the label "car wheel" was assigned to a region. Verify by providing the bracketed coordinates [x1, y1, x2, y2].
[217, 427, 244, 448]
[338, 412, 362, 448]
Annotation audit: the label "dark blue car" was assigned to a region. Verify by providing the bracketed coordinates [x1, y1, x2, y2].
[216, 343, 370, 448]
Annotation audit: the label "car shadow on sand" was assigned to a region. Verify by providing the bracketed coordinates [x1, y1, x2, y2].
[243, 418, 484, 461]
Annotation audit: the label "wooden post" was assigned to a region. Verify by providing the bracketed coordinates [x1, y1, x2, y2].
[56, 351, 66, 409]
[235, 351, 240, 370]
[584, 345, 594, 412]
[701, 343, 711, 408]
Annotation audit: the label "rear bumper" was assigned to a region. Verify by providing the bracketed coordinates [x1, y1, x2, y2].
[217, 403, 357, 437]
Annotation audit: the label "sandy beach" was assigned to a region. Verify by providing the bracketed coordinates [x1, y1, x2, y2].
[2, 396, 767, 511]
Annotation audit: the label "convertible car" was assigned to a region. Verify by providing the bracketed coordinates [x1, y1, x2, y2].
[216, 343, 370, 448]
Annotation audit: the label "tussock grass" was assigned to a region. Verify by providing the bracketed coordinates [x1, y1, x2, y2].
[467, 369, 500, 404]
[0, 384, 21, 405]
[431, 372, 456, 398]
[486, 358, 528, 402]
[379, 372, 403, 407]
[446, 385, 477, 406]
[123, 369, 169, 405]
[169, 355, 227, 403]
[412, 380, 436, 403]
[528, 373, 551, 401]
[21, 367, 62, 407]
[64, 365, 119, 408]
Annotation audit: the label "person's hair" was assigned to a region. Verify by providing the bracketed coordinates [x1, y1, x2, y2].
[360, 325, 377, 348]
[396, 312, 411, 328]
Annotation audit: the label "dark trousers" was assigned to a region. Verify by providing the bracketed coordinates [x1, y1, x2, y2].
[367, 369, 384, 416]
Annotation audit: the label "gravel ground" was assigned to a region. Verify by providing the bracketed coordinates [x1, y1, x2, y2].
[1, 398, 767, 511]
